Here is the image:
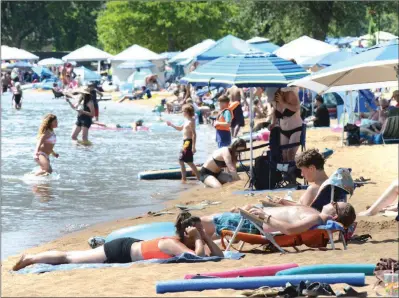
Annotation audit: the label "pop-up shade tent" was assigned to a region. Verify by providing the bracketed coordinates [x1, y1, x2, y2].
[274, 36, 338, 65]
[1, 45, 39, 61]
[111, 44, 165, 85]
[195, 35, 260, 61]
[247, 37, 280, 54]
[74, 66, 101, 84]
[168, 39, 215, 64]
[62, 45, 113, 72]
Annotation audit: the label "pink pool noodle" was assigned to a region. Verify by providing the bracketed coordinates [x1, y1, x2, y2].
[184, 263, 298, 279]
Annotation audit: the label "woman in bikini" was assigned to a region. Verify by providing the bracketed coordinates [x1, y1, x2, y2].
[269, 87, 303, 161]
[199, 139, 247, 188]
[65, 87, 95, 144]
[13, 212, 223, 271]
[33, 114, 59, 176]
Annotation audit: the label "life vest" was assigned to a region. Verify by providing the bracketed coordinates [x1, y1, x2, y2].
[229, 101, 241, 113]
[216, 108, 233, 131]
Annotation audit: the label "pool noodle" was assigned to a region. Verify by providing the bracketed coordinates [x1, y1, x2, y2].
[156, 273, 365, 294]
[276, 264, 375, 276]
[184, 263, 298, 279]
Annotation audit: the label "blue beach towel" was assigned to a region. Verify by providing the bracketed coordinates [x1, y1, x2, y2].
[13, 251, 244, 274]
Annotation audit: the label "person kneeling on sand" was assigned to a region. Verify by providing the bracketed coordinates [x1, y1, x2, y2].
[359, 180, 398, 217]
[199, 202, 356, 239]
[199, 138, 247, 188]
[13, 212, 223, 271]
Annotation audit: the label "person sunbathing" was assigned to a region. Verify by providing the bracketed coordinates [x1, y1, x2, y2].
[13, 212, 223, 271]
[358, 180, 398, 216]
[199, 202, 356, 238]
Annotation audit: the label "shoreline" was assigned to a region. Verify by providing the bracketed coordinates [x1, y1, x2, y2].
[2, 116, 398, 296]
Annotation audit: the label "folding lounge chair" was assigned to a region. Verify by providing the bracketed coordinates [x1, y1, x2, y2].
[382, 116, 399, 145]
[221, 208, 347, 254]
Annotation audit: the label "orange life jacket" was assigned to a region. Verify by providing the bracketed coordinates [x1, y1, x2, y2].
[216, 107, 234, 131]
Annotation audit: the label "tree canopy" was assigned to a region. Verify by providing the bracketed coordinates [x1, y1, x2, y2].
[1, 1, 397, 53]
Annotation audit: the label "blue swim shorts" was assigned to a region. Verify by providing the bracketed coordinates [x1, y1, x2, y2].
[212, 212, 260, 236]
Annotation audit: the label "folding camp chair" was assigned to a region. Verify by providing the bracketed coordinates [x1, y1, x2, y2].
[382, 116, 399, 144]
[222, 208, 347, 254]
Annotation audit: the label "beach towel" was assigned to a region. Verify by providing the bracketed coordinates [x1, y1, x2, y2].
[13, 251, 244, 274]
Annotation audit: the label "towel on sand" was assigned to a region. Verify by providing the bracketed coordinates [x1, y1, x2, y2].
[14, 251, 244, 274]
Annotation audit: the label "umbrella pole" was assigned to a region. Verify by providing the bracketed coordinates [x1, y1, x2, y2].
[350, 91, 353, 123]
[97, 60, 101, 73]
[341, 92, 347, 147]
[249, 88, 254, 191]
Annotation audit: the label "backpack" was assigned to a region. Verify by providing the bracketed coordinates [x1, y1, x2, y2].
[344, 124, 360, 146]
[252, 152, 282, 190]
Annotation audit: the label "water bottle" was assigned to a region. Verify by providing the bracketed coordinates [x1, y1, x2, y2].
[285, 191, 294, 201]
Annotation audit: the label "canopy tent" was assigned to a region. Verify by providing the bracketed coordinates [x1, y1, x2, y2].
[117, 60, 155, 69]
[111, 44, 165, 85]
[74, 66, 101, 84]
[356, 31, 398, 47]
[274, 36, 338, 65]
[159, 52, 180, 60]
[111, 44, 163, 61]
[1, 45, 39, 61]
[168, 39, 216, 63]
[127, 68, 153, 88]
[325, 36, 359, 47]
[62, 45, 113, 62]
[196, 35, 259, 61]
[289, 40, 399, 94]
[299, 50, 356, 68]
[38, 57, 64, 66]
[181, 53, 309, 87]
[246, 36, 270, 43]
[181, 52, 309, 190]
[250, 42, 280, 54]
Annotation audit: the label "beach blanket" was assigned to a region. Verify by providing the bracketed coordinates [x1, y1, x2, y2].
[13, 251, 244, 274]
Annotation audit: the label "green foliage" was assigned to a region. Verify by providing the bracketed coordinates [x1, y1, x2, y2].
[1, 1, 102, 51]
[96, 1, 247, 54]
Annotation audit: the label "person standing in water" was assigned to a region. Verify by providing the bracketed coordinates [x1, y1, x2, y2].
[65, 87, 95, 144]
[88, 82, 103, 121]
[167, 104, 200, 183]
[11, 77, 23, 109]
[33, 114, 59, 176]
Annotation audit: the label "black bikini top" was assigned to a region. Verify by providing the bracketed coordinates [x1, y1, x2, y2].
[213, 157, 227, 168]
[275, 108, 296, 119]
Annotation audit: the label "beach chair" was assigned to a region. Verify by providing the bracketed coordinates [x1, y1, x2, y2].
[221, 208, 347, 254]
[382, 116, 399, 144]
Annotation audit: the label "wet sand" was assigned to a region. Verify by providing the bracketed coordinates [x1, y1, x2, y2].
[2, 108, 398, 296]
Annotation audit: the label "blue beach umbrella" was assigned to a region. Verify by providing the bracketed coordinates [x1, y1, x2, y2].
[300, 51, 356, 68]
[181, 52, 309, 87]
[250, 42, 280, 54]
[291, 39, 399, 94]
[117, 60, 155, 69]
[181, 52, 309, 189]
[7, 61, 33, 69]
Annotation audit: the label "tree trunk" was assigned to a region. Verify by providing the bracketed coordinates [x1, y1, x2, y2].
[167, 33, 175, 51]
[309, 2, 335, 41]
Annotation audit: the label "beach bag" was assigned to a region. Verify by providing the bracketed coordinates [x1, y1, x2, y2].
[344, 124, 360, 146]
[252, 153, 282, 190]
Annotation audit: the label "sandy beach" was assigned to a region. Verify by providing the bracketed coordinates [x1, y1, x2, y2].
[2, 106, 398, 296]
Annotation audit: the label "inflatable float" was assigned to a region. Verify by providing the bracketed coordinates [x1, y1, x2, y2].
[156, 273, 366, 293]
[105, 222, 175, 242]
[276, 264, 375, 276]
[138, 160, 251, 180]
[184, 264, 298, 279]
[240, 129, 270, 142]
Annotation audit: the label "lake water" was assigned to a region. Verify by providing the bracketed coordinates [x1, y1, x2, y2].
[1, 90, 217, 259]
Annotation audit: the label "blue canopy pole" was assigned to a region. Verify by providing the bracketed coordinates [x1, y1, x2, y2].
[249, 88, 254, 190]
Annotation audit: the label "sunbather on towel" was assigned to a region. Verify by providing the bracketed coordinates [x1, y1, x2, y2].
[13, 212, 223, 271]
[200, 202, 356, 237]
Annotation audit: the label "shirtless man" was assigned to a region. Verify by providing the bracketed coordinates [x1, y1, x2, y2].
[200, 201, 356, 238]
[167, 104, 200, 182]
[225, 85, 246, 107]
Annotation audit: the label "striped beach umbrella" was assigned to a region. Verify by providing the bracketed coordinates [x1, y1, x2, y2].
[180, 53, 309, 87]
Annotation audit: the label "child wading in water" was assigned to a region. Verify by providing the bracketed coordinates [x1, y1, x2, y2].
[167, 104, 200, 183]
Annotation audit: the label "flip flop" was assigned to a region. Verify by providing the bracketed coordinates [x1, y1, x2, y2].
[349, 234, 372, 243]
[302, 282, 335, 297]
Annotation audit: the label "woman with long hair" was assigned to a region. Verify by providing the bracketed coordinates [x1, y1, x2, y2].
[65, 87, 95, 144]
[33, 114, 59, 176]
[13, 212, 223, 271]
[199, 138, 247, 188]
[269, 87, 303, 161]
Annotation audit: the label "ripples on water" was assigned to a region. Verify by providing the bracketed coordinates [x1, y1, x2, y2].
[1, 91, 217, 258]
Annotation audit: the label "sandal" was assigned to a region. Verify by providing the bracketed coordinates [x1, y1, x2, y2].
[349, 234, 372, 243]
[302, 282, 335, 297]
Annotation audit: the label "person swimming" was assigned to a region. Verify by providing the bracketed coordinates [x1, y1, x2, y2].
[13, 212, 223, 271]
[33, 114, 59, 176]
